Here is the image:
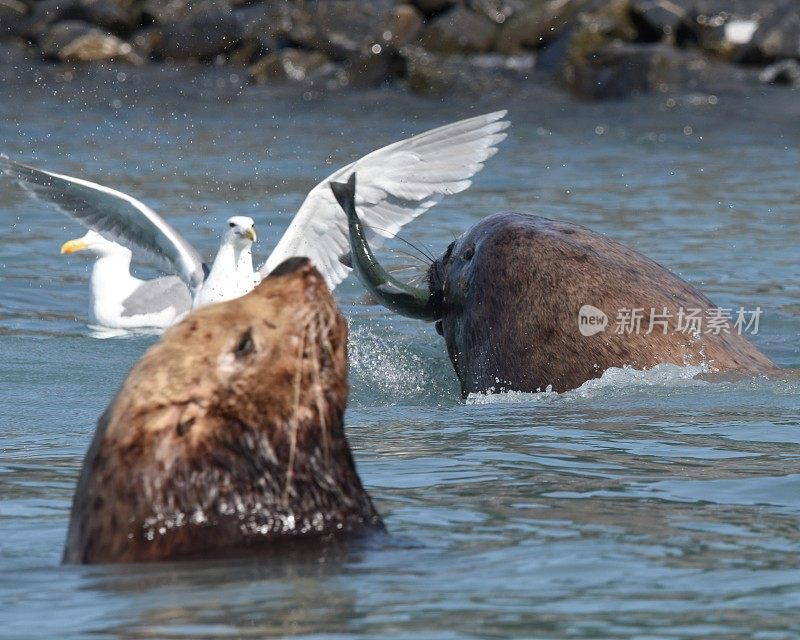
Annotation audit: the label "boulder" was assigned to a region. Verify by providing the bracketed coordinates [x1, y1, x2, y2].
[39, 20, 142, 63]
[148, 0, 242, 60]
[630, 0, 687, 40]
[420, 5, 498, 53]
[280, 0, 396, 61]
[759, 58, 800, 85]
[738, 3, 800, 63]
[21, 0, 141, 38]
[497, 0, 580, 55]
[410, 0, 456, 16]
[248, 48, 335, 84]
[0, 0, 27, 38]
[404, 45, 533, 95]
[674, 0, 783, 59]
[389, 4, 425, 47]
[557, 40, 704, 99]
[347, 46, 407, 87]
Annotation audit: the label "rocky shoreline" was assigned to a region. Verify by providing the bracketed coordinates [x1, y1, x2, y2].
[1, 0, 799, 99]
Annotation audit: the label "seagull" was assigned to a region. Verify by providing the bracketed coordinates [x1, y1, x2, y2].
[2, 110, 509, 319]
[60, 229, 192, 329]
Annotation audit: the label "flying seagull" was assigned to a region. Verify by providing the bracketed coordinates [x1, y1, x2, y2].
[2, 110, 509, 321]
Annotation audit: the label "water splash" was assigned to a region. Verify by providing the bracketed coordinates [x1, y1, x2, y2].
[466, 362, 709, 405]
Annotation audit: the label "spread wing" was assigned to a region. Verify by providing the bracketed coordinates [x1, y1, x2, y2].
[260, 111, 510, 289]
[1, 156, 206, 292]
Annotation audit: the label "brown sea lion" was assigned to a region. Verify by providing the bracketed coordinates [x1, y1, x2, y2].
[63, 257, 383, 564]
[331, 174, 775, 397]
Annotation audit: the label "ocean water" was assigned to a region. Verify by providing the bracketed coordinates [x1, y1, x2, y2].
[0, 61, 798, 639]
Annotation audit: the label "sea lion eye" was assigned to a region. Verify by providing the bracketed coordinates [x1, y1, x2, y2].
[235, 328, 255, 357]
[462, 246, 474, 261]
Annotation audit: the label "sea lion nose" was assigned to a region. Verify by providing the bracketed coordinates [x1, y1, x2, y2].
[268, 257, 312, 278]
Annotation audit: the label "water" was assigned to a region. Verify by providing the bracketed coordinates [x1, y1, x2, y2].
[1, 60, 799, 638]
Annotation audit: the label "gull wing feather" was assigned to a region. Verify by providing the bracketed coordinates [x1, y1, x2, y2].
[1, 156, 206, 291]
[260, 111, 510, 289]
[121, 275, 192, 318]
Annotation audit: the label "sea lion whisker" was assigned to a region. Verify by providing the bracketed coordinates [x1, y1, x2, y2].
[282, 319, 308, 506]
[309, 316, 331, 461]
[359, 222, 437, 263]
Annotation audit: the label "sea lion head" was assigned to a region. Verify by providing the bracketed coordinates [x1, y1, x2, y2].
[64, 257, 383, 564]
[332, 174, 774, 396]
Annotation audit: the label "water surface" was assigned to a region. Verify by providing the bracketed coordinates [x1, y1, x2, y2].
[1, 63, 798, 638]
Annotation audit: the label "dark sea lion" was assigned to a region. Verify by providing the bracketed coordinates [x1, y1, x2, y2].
[331, 174, 775, 397]
[63, 257, 383, 564]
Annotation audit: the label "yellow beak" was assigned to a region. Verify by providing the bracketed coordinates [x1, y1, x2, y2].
[245, 227, 257, 242]
[60, 238, 89, 254]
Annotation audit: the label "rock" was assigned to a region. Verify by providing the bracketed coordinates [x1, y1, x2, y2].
[410, 0, 456, 16]
[39, 20, 142, 63]
[0, 0, 27, 38]
[149, 1, 242, 60]
[759, 58, 800, 85]
[420, 5, 498, 53]
[389, 4, 425, 47]
[405, 45, 533, 95]
[497, 0, 578, 55]
[630, 0, 687, 40]
[281, 0, 396, 61]
[347, 46, 407, 87]
[234, 3, 287, 48]
[248, 48, 335, 84]
[739, 3, 800, 63]
[468, 0, 525, 25]
[675, 0, 785, 59]
[558, 40, 706, 99]
[21, 0, 141, 38]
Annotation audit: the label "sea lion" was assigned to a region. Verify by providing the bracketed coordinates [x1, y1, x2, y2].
[331, 174, 775, 396]
[63, 257, 383, 564]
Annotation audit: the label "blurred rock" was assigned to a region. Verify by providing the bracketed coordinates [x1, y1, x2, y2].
[675, 0, 782, 59]
[468, 0, 525, 25]
[22, 0, 141, 38]
[630, 0, 686, 40]
[405, 45, 533, 95]
[149, 0, 242, 60]
[410, 0, 457, 16]
[39, 20, 142, 63]
[759, 58, 800, 86]
[0, 0, 27, 38]
[248, 48, 335, 84]
[497, 0, 578, 55]
[347, 46, 407, 87]
[738, 3, 800, 63]
[281, 0, 396, 61]
[420, 5, 498, 53]
[558, 40, 704, 99]
[389, 4, 425, 47]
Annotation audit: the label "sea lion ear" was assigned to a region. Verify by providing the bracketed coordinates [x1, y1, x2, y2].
[268, 257, 311, 278]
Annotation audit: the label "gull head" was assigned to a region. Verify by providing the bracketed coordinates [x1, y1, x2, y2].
[60, 230, 131, 259]
[224, 216, 257, 247]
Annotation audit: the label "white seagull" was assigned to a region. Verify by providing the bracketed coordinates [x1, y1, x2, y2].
[2, 110, 509, 321]
[59, 229, 192, 329]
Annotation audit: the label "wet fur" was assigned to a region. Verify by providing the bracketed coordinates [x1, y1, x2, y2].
[430, 213, 774, 396]
[64, 260, 383, 564]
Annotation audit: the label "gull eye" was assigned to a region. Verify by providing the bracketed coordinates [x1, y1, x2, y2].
[229, 222, 236, 228]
